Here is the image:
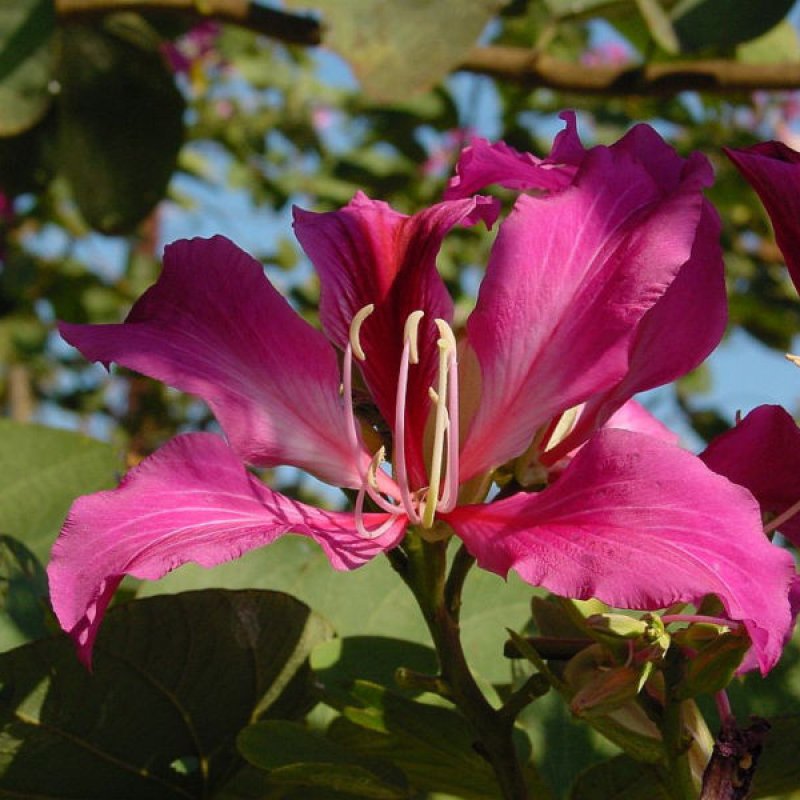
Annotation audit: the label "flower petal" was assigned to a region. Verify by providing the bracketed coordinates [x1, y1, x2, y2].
[701, 405, 800, 547]
[293, 192, 498, 484]
[48, 433, 405, 666]
[59, 236, 366, 488]
[446, 429, 795, 674]
[544, 201, 725, 462]
[459, 137, 713, 480]
[726, 141, 800, 291]
[444, 111, 583, 199]
[603, 400, 680, 445]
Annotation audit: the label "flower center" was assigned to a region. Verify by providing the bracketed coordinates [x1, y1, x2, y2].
[343, 304, 460, 537]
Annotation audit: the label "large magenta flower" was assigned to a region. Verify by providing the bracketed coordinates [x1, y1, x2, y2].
[49, 117, 795, 672]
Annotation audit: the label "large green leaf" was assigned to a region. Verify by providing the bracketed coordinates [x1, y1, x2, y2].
[0, 0, 54, 136]
[0, 589, 333, 798]
[0, 419, 119, 561]
[140, 536, 535, 683]
[283, 0, 503, 102]
[238, 720, 410, 798]
[567, 755, 672, 800]
[55, 17, 185, 233]
[671, 0, 795, 51]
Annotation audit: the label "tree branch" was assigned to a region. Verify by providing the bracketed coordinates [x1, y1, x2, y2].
[55, 0, 322, 46]
[459, 46, 800, 95]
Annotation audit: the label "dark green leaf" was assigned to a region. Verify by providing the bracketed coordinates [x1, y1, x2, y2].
[283, 0, 504, 102]
[0, 419, 119, 562]
[671, 0, 795, 51]
[736, 19, 800, 63]
[0, 0, 54, 136]
[238, 720, 409, 798]
[568, 755, 672, 800]
[0, 589, 333, 798]
[55, 18, 185, 233]
[0, 534, 51, 651]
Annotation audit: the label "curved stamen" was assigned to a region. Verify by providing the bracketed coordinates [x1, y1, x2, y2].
[422, 327, 454, 528]
[354, 480, 402, 540]
[436, 319, 460, 513]
[350, 303, 375, 362]
[363, 446, 405, 515]
[343, 304, 376, 455]
[394, 311, 424, 524]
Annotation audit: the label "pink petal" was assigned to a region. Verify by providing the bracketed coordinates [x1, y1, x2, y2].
[446, 429, 795, 674]
[726, 141, 800, 291]
[293, 193, 498, 485]
[603, 400, 680, 445]
[544, 201, 725, 462]
[48, 433, 405, 667]
[444, 111, 583, 199]
[701, 405, 800, 547]
[59, 236, 367, 488]
[458, 137, 714, 480]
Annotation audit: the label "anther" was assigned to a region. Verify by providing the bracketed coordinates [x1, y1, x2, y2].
[404, 310, 424, 365]
[786, 352, 800, 368]
[349, 304, 375, 361]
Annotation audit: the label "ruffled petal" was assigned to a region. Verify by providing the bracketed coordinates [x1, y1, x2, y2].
[726, 141, 800, 291]
[459, 137, 713, 480]
[544, 201, 725, 462]
[444, 111, 583, 199]
[293, 193, 498, 484]
[59, 236, 367, 488]
[48, 433, 406, 667]
[701, 405, 800, 547]
[446, 429, 795, 674]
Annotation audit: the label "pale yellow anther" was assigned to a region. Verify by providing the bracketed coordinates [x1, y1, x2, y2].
[349, 304, 375, 361]
[434, 318, 457, 353]
[367, 446, 386, 490]
[786, 352, 800, 368]
[428, 387, 440, 403]
[404, 310, 425, 365]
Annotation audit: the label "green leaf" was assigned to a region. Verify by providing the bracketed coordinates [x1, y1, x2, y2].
[0, 420, 120, 562]
[568, 755, 672, 800]
[283, 0, 504, 102]
[239, 720, 409, 798]
[140, 536, 535, 683]
[0, 0, 54, 136]
[0, 589, 333, 798]
[671, 0, 795, 51]
[737, 19, 800, 63]
[328, 680, 508, 799]
[751, 715, 800, 798]
[55, 17, 185, 233]
[0, 534, 51, 651]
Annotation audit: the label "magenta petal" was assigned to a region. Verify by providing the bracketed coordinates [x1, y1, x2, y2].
[603, 400, 680, 445]
[59, 236, 366, 488]
[701, 405, 800, 547]
[545, 202, 725, 461]
[444, 112, 582, 200]
[48, 433, 406, 666]
[446, 429, 795, 674]
[459, 138, 713, 480]
[726, 141, 800, 291]
[293, 192, 498, 483]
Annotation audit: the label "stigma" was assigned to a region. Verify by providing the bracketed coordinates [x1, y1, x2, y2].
[343, 304, 460, 537]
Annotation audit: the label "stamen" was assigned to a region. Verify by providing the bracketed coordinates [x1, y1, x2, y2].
[422, 321, 455, 528]
[363, 446, 405, 514]
[394, 311, 424, 524]
[764, 496, 800, 535]
[354, 480, 401, 539]
[786, 353, 800, 368]
[436, 319, 460, 513]
[349, 303, 375, 362]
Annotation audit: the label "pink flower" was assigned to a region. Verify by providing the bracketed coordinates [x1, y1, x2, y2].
[726, 140, 800, 291]
[50, 116, 795, 672]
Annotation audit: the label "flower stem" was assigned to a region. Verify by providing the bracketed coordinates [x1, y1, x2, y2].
[401, 533, 531, 799]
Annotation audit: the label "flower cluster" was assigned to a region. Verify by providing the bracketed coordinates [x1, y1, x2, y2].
[48, 113, 797, 674]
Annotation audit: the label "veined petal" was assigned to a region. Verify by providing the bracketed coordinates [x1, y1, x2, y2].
[48, 433, 406, 667]
[726, 141, 800, 291]
[293, 192, 498, 484]
[59, 236, 367, 488]
[544, 202, 725, 462]
[603, 400, 680, 445]
[459, 139, 713, 480]
[701, 405, 800, 547]
[446, 429, 795, 674]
